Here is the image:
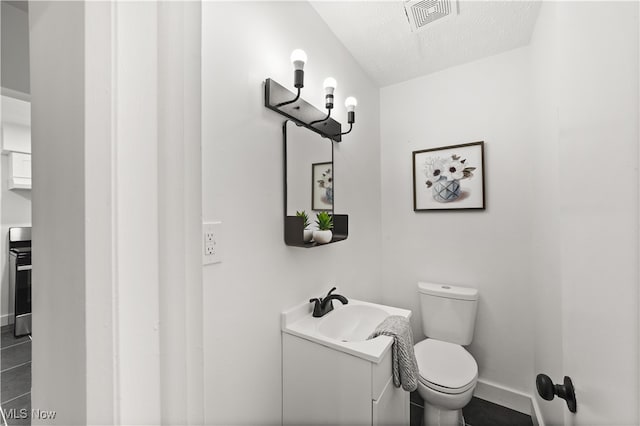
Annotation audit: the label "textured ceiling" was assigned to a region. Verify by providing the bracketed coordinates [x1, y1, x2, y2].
[310, 1, 542, 87]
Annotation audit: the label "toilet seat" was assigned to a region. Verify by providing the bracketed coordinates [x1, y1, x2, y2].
[414, 339, 478, 395]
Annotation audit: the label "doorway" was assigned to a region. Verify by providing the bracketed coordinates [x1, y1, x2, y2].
[0, 1, 32, 424]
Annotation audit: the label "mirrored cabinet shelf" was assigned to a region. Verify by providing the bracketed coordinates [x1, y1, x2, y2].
[284, 215, 349, 248]
[265, 49, 357, 248]
[280, 120, 349, 248]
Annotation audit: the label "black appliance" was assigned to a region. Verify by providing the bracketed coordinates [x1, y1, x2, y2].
[9, 227, 31, 337]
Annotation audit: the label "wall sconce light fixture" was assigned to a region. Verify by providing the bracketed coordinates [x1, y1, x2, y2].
[277, 49, 307, 107]
[265, 49, 359, 142]
[323, 77, 336, 109]
[337, 96, 357, 136]
[310, 77, 337, 125]
[345, 97, 357, 124]
[290, 49, 307, 88]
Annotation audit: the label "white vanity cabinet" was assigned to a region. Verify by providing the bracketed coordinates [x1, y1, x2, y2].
[282, 332, 409, 425]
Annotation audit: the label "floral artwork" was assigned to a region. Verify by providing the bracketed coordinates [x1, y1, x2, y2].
[412, 142, 485, 211]
[312, 162, 333, 211]
[424, 154, 475, 202]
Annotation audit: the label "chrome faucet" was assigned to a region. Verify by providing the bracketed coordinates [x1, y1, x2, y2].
[309, 287, 348, 318]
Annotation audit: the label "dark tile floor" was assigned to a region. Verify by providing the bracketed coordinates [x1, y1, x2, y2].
[1, 325, 31, 426]
[411, 391, 533, 426]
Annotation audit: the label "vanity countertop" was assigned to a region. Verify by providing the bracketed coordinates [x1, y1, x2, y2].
[281, 299, 412, 363]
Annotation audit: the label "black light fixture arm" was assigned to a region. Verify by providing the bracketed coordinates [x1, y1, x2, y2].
[309, 109, 332, 126]
[275, 87, 301, 108]
[338, 123, 353, 137]
[334, 110, 355, 137]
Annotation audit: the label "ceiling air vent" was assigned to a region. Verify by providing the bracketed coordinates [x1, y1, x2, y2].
[404, 0, 458, 32]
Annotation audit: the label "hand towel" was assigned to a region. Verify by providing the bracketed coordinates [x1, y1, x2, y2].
[367, 315, 418, 392]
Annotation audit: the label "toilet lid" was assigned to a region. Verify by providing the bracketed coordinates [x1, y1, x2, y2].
[414, 339, 478, 391]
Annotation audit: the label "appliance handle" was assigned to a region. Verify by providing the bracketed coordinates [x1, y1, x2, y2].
[17, 265, 32, 271]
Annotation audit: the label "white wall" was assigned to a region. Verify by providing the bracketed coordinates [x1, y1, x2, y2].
[84, 2, 204, 424]
[84, 3, 116, 422]
[31, 2, 204, 424]
[157, 2, 204, 424]
[1, 1, 30, 94]
[380, 2, 639, 423]
[92, 3, 204, 423]
[29, 2, 86, 424]
[529, 2, 564, 424]
[112, 3, 163, 422]
[380, 48, 535, 395]
[201, 2, 381, 423]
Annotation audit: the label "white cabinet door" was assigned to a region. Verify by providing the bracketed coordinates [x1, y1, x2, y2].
[372, 377, 409, 426]
[1, 95, 31, 154]
[283, 334, 372, 426]
[8, 152, 31, 189]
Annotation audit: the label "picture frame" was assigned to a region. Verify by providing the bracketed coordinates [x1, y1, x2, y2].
[312, 162, 333, 211]
[412, 141, 485, 211]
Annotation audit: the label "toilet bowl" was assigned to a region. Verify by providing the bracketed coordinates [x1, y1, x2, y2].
[415, 338, 478, 425]
[415, 282, 479, 426]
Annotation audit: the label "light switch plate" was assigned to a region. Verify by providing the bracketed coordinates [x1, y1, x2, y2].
[203, 221, 222, 265]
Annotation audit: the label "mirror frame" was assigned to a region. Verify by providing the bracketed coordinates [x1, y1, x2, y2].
[283, 120, 348, 247]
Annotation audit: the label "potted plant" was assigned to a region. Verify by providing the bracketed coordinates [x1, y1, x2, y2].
[313, 211, 333, 244]
[295, 210, 313, 242]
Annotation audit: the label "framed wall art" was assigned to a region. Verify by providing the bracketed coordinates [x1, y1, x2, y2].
[312, 162, 333, 211]
[412, 141, 485, 211]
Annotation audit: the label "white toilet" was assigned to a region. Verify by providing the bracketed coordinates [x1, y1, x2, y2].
[414, 282, 479, 426]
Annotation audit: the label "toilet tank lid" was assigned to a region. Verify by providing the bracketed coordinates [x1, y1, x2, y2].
[418, 282, 478, 301]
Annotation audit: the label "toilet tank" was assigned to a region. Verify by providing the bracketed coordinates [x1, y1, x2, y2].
[418, 282, 478, 345]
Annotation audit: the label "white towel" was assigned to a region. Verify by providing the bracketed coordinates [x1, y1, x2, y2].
[367, 315, 418, 392]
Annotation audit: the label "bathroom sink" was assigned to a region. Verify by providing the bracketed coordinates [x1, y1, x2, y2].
[317, 304, 389, 342]
[281, 299, 411, 363]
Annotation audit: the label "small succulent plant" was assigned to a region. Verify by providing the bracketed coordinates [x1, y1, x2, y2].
[315, 211, 333, 231]
[295, 210, 311, 229]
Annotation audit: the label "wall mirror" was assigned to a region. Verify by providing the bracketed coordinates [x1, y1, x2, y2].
[283, 120, 348, 247]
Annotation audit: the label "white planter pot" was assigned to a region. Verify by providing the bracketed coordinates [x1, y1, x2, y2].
[313, 230, 333, 244]
[303, 229, 313, 242]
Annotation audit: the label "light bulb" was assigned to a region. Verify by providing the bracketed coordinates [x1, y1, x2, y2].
[323, 77, 337, 96]
[345, 96, 358, 112]
[290, 49, 307, 71]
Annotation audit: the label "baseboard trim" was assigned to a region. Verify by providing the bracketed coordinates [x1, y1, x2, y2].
[0, 314, 10, 327]
[530, 396, 545, 426]
[473, 379, 533, 416]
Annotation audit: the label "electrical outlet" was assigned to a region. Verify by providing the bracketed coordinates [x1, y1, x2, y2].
[203, 221, 222, 265]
